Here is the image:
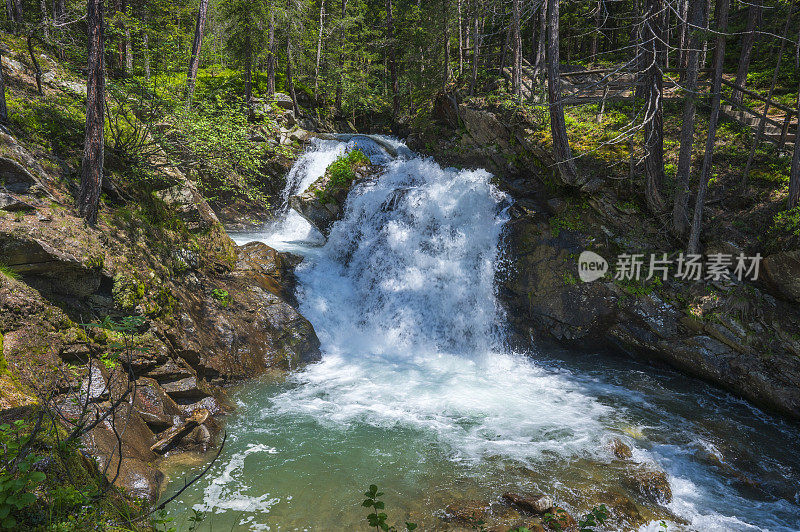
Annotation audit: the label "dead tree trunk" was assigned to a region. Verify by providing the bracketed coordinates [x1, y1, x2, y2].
[591, 0, 601, 62]
[643, 0, 667, 214]
[285, 3, 300, 117]
[457, 0, 463, 76]
[533, 0, 547, 81]
[185, 0, 209, 106]
[0, 48, 7, 123]
[546, 0, 579, 185]
[143, 32, 150, 80]
[687, 0, 729, 254]
[314, 0, 325, 102]
[79, 0, 105, 226]
[672, 0, 706, 236]
[512, 0, 521, 98]
[732, 2, 761, 104]
[469, 3, 481, 95]
[443, 0, 451, 88]
[267, 9, 276, 96]
[789, 85, 800, 208]
[40, 0, 50, 41]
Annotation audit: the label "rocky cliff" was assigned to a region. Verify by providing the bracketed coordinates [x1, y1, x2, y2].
[411, 92, 800, 420]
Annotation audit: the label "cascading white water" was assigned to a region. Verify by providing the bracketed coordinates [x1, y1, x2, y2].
[174, 137, 800, 531]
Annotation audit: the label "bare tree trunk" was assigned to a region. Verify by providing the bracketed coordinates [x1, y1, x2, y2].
[40, 0, 50, 41]
[546, 0, 579, 185]
[789, 85, 800, 208]
[80, 0, 105, 226]
[457, 0, 463, 76]
[673, 0, 705, 236]
[12, 0, 21, 23]
[534, 0, 547, 81]
[386, 0, 399, 124]
[314, 0, 325, 101]
[699, 0, 711, 67]
[732, 2, 761, 104]
[335, 0, 347, 113]
[443, 0, 451, 88]
[54, 0, 65, 23]
[185, 0, 209, 106]
[267, 10, 275, 96]
[591, 0, 600, 62]
[677, 0, 688, 70]
[512, 0, 521, 97]
[643, 0, 667, 214]
[742, 8, 793, 185]
[124, 26, 132, 73]
[469, 4, 480, 95]
[0, 48, 7, 123]
[285, 5, 300, 117]
[6, 0, 15, 23]
[687, 0, 729, 254]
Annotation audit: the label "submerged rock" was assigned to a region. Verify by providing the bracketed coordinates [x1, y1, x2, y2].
[502, 492, 553, 514]
[621, 466, 673, 504]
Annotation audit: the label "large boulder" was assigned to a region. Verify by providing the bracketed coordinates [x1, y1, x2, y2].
[762, 250, 800, 303]
[289, 155, 378, 236]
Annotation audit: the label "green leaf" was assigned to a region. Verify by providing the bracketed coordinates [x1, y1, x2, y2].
[362, 499, 373, 507]
[405, 523, 417, 531]
[374, 501, 385, 509]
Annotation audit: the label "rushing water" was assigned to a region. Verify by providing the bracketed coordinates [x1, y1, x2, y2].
[164, 137, 800, 531]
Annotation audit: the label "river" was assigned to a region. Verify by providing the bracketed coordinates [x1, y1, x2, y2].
[163, 137, 800, 531]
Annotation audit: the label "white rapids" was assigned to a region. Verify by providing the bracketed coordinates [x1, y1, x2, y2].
[166, 136, 800, 531]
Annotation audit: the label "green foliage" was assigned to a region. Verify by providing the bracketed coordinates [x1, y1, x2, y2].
[328, 149, 370, 189]
[0, 420, 47, 530]
[362, 484, 417, 531]
[211, 288, 231, 307]
[0, 265, 20, 281]
[578, 504, 609, 531]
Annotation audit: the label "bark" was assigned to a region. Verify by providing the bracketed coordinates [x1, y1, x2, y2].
[267, 10, 276, 96]
[591, 0, 600, 62]
[185, 0, 209, 106]
[335, 0, 347, 113]
[732, 2, 761, 104]
[533, 0, 547, 81]
[699, 0, 711, 67]
[314, 0, 325, 101]
[469, 4, 480, 95]
[12, 0, 20, 22]
[742, 8, 793, 184]
[672, 0, 705, 236]
[285, 1, 300, 117]
[457, 0, 463, 76]
[386, 0, 399, 123]
[40, 0, 50, 41]
[546, 0, 579, 185]
[80, 0, 105, 226]
[643, 0, 666, 214]
[687, 0, 729, 254]
[0, 48, 7, 123]
[244, 27, 253, 118]
[27, 33, 43, 95]
[6, 0, 15, 23]
[677, 0, 688, 70]
[511, 0, 521, 98]
[443, 0, 451, 88]
[789, 86, 800, 208]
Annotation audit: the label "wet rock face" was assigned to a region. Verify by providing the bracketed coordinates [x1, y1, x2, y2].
[501, 206, 800, 420]
[762, 251, 800, 303]
[621, 467, 673, 504]
[289, 161, 379, 237]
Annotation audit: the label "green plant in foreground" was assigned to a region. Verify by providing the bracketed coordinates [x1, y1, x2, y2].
[0, 420, 47, 529]
[362, 484, 417, 531]
[578, 504, 609, 531]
